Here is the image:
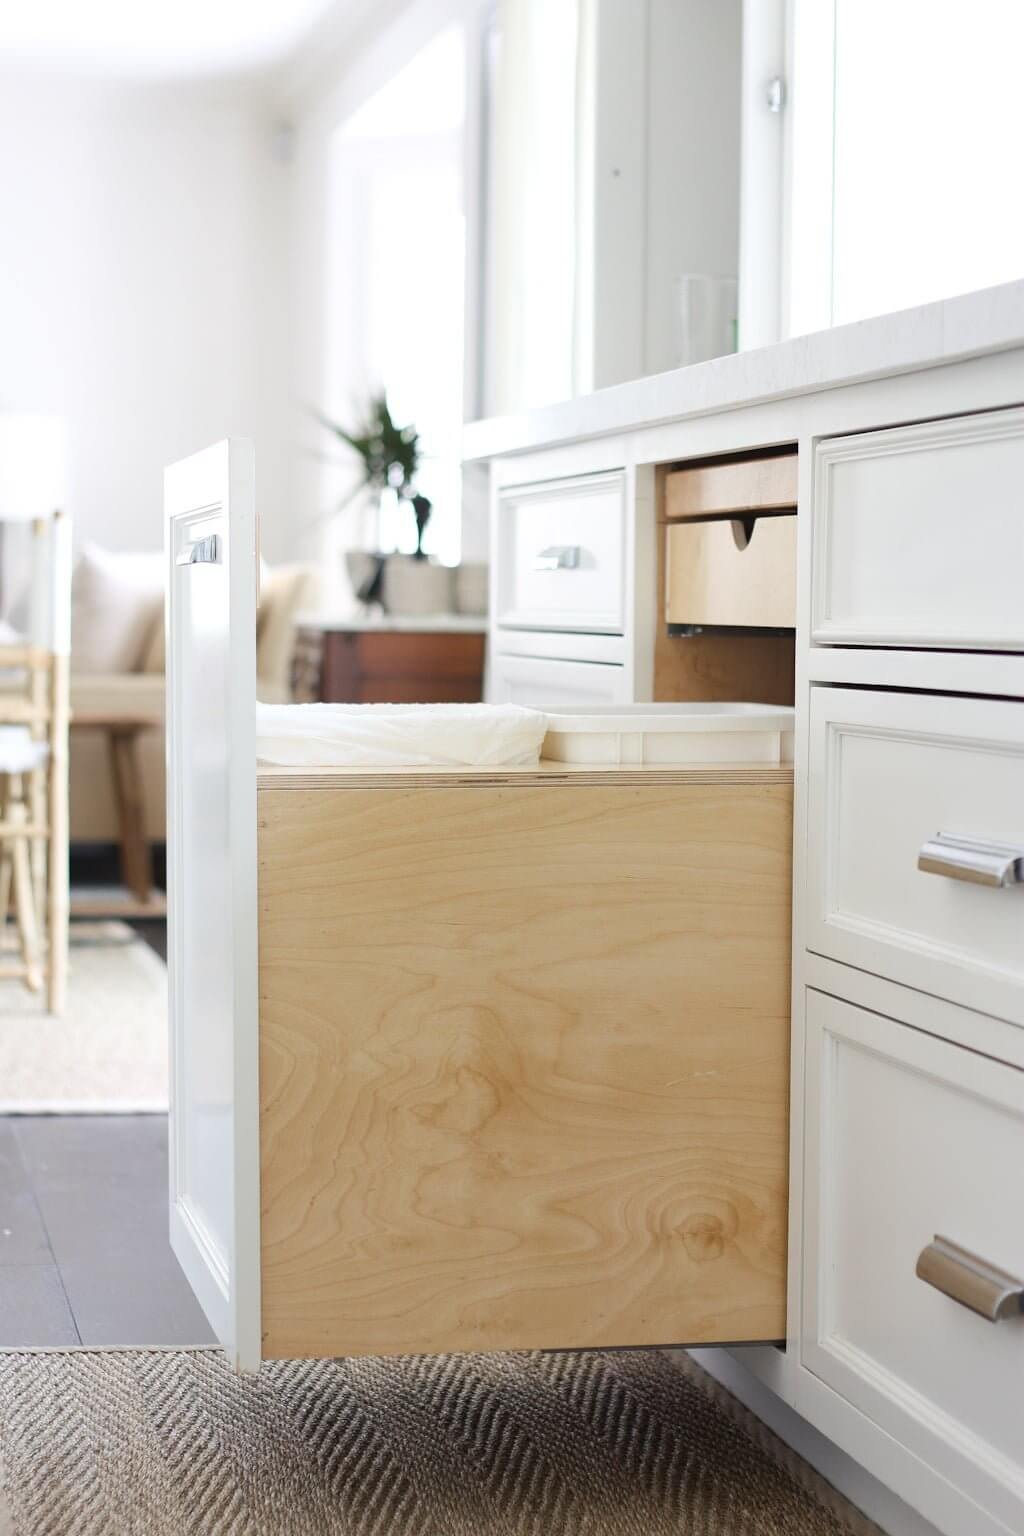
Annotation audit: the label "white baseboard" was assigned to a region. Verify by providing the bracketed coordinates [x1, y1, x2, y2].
[679, 1347, 942, 1536]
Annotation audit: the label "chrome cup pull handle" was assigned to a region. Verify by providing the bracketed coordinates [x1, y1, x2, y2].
[534, 544, 581, 572]
[917, 832, 1024, 888]
[916, 1236, 1024, 1322]
[176, 533, 222, 567]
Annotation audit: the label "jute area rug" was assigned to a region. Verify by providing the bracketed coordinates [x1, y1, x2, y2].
[0, 922, 166, 1113]
[0, 1346, 880, 1536]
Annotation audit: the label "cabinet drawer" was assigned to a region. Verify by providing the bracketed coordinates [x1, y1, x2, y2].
[259, 773, 793, 1359]
[812, 406, 1024, 650]
[490, 653, 628, 708]
[803, 991, 1024, 1531]
[664, 451, 797, 520]
[665, 514, 796, 629]
[808, 687, 1024, 1026]
[496, 471, 625, 634]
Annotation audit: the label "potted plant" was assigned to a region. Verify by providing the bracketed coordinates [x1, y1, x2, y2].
[320, 394, 453, 615]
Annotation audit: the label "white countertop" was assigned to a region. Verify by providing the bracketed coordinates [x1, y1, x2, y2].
[462, 280, 1024, 461]
[295, 610, 488, 634]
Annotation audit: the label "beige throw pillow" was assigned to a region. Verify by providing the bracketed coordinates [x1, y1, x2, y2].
[71, 546, 164, 675]
[140, 612, 165, 674]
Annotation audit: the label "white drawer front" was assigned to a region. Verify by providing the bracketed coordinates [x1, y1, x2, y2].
[496, 471, 625, 634]
[489, 654, 627, 708]
[808, 687, 1024, 1025]
[803, 991, 1024, 1532]
[812, 407, 1024, 650]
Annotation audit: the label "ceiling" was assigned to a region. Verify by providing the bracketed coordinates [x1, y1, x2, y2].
[0, 0, 344, 76]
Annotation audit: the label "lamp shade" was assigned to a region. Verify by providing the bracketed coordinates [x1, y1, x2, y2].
[0, 415, 66, 522]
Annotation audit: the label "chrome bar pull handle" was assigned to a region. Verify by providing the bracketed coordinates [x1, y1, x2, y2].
[534, 544, 581, 572]
[176, 533, 222, 567]
[916, 1236, 1024, 1322]
[917, 832, 1024, 888]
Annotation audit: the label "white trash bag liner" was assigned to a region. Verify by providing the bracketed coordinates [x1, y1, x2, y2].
[256, 702, 549, 769]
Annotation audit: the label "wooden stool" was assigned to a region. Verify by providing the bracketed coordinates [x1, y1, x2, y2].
[69, 714, 165, 919]
[0, 732, 51, 994]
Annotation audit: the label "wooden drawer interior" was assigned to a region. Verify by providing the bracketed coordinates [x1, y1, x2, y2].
[654, 448, 798, 706]
[665, 514, 797, 630]
[257, 768, 792, 1360]
[665, 450, 798, 521]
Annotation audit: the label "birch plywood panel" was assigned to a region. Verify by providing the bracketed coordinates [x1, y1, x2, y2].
[664, 452, 798, 521]
[258, 777, 792, 1359]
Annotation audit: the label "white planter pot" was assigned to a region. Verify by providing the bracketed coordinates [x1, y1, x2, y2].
[381, 555, 453, 616]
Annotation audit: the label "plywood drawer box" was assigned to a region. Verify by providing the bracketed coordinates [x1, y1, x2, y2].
[495, 470, 625, 634]
[812, 406, 1024, 649]
[257, 766, 792, 1361]
[664, 451, 798, 520]
[803, 991, 1024, 1533]
[170, 441, 794, 1376]
[665, 513, 797, 629]
[807, 686, 1024, 1026]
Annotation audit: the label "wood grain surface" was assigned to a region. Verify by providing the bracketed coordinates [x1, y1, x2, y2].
[665, 514, 797, 630]
[664, 450, 798, 520]
[258, 777, 792, 1359]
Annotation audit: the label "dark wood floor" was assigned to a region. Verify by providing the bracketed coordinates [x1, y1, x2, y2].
[0, 1114, 215, 1347]
[0, 896, 215, 1349]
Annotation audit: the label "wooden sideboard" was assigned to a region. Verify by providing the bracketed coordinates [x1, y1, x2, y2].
[293, 620, 486, 704]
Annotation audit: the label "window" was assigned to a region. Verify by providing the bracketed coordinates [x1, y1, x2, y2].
[830, 0, 1024, 324]
[327, 26, 466, 564]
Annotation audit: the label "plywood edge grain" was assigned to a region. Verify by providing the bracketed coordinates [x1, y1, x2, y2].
[257, 762, 795, 791]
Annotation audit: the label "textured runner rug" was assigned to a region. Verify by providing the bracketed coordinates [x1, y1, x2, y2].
[0, 1346, 879, 1535]
[0, 922, 166, 1113]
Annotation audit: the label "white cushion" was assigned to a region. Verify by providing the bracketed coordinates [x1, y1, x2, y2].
[0, 726, 49, 773]
[71, 546, 163, 675]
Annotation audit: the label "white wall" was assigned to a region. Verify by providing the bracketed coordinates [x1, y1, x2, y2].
[0, 72, 289, 561]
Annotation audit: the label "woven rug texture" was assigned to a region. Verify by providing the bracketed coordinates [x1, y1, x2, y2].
[0, 922, 166, 1113]
[0, 1346, 881, 1536]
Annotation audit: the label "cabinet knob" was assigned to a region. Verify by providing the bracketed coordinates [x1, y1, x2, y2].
[916, 1235, 1024, 1322]
[917, 832, 1024, 888]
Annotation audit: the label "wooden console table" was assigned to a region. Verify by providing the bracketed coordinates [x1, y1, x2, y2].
[294, 616, 486, 704]
[70, 714, 166, 919]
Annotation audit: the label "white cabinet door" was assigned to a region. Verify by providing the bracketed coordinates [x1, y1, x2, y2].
[165, 440, 260, 1372]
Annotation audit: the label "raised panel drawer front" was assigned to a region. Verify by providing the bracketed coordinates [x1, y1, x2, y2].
[812, 406, 1024, 649]
[803, 991, 1024, 1532]
[490, 654, 629, 707]
[808, 687, 1024, 1025]
[496, 471, 626, 634]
